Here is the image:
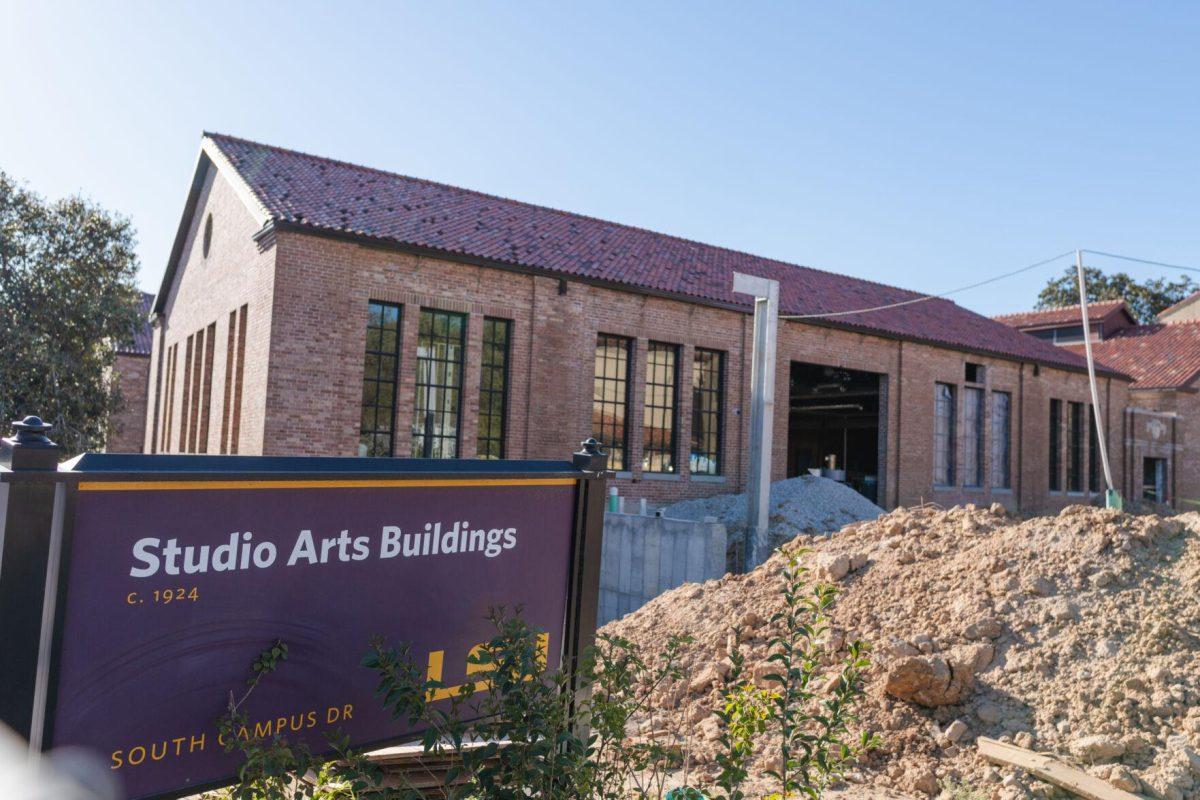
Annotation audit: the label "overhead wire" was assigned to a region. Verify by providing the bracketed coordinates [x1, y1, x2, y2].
[779, 250, 1075, 320]
[777, 248, 1200, 321]
[1081, 249, 1200, 275]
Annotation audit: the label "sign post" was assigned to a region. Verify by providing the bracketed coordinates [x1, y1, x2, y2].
[0, 423, 606, 800]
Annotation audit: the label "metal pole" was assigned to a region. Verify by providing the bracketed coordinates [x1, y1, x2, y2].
[732, 272, 779, 570]
[1075, 250, 1121, 509]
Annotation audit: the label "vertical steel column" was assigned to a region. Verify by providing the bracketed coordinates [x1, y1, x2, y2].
[732, 273, 779, 571]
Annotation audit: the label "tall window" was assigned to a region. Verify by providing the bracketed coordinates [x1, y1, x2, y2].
[1068, 401, 1085, 492]
[1049, 399, 1063, 491]
[990, 391, 1012, 489]
[962, 387, 985, 487]
[413, 309, 466, 458]
[477, 317, 511, 459]
[1088, 407, 1100, 493]
[691, 348, 724, 476]
[593, 334, 632, 471]
[933, 383, 956, 487]
[360, 302, 402, 457]
[643, 342, 679, 473]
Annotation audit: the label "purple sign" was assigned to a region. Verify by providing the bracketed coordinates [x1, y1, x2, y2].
[48, 477, 578, 800]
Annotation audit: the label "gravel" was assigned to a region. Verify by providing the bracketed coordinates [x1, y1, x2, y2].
[661, 475, 884, 543]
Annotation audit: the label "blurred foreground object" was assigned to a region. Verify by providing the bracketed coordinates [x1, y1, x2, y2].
[0, 723, 119, 800]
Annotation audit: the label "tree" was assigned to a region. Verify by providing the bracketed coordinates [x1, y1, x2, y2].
[0, 171, 143, 455]
[1036, 265, 1196, 324]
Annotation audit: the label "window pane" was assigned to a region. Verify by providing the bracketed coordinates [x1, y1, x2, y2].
[933, 383, 956, 486]
[990, 391, 1011, 489]
[359, 301, 402, 457]
[413, 309, 466, 458]
[690, 349, 723, 475]
[642, 342, 678, 473]
[962, 387, 984, 487]
[592, 334, 632, 471]
[1068, 401, 1085, 492]
[1049, 399, 1063, 491]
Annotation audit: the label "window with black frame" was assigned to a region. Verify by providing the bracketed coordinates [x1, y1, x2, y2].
[1049, 399, 1063, 491]
[643, 341, 679, 473]
[477, 317, 511, 459]
[1088, 406, 1100, 493]
[691, 348, 723, 475]
[1068, 401, 1085, 492]
[359, 301, 402, 457]
[593, 334, 632, 471]
[412, 308, 465, 458]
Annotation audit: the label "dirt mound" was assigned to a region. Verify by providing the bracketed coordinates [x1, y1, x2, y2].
[601, 504, 1200, 799]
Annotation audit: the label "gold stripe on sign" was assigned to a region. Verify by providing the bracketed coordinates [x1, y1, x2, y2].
[77, 478, 577, 492]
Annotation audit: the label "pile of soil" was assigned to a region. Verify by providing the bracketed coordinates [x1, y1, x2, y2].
[601, 504, 1200, 799]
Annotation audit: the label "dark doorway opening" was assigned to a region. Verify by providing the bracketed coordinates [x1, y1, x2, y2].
[787, 362, 883, 504]
[1142, 457, 1167, 504]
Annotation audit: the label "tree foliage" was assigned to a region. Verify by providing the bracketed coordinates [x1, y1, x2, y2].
[0, 171, 143, 454]
[1036, 265, 1196, 324]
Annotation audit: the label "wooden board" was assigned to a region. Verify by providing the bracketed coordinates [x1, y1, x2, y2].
[977, 736, 1141, 800]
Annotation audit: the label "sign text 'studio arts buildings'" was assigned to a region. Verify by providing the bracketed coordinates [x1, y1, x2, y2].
[144, 133, 1147, 513]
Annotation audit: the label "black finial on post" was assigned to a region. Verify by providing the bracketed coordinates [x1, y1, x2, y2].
[1, 415, 61, 470]
[572, 437, 608, 473]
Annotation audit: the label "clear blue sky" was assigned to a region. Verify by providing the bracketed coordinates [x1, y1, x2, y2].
[3, 1, 1198, 316]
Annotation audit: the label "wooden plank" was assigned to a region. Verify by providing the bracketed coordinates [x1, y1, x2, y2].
[977, 737, 1141, 800]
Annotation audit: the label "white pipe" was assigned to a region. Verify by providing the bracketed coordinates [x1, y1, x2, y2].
[1075, 250, 1116, 496]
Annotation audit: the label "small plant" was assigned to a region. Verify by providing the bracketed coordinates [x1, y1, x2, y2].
[939, 777, 990, 800]
[763, 549, 880, 798]
[676, 548, 881, 800]
[709, 639, 774, 800]
[581, 631, 693, 800]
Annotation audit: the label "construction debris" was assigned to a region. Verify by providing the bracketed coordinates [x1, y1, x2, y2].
[977, 736, 1140, 800]
[601, 504, 1200, 798]
[661, 474, 883, 546]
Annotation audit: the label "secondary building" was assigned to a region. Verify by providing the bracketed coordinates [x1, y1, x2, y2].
[142, 133, 1135, 513]
[107, 291, 154, 453]
[999, 300, 1200, 509]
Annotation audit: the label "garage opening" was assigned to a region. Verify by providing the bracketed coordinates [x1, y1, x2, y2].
[787, 362, 885, 504]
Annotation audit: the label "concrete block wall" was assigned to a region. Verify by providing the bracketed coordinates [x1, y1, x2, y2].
[597, 512, 727, 626]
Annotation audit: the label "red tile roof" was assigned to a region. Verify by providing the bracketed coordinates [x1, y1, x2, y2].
[199, 133, 1118, 376]
[993, 300, 1133, 330]
[117, 292, 155, 356]
[1063, 322, 1200, 390]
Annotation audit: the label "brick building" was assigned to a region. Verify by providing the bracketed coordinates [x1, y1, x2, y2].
[143, 133, 1135, 514]
[106, 291, 154, 452]
[999, 300, 1200, 509]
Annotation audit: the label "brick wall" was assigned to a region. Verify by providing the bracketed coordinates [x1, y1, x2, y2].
[107, 353, 149, 452]
[145, 162, 276, 455]
[243, 228, 1126, 513]
[1123, 389, 1200, 510]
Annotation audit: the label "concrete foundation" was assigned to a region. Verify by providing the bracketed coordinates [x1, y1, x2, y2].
[598, 511, 727, 626]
